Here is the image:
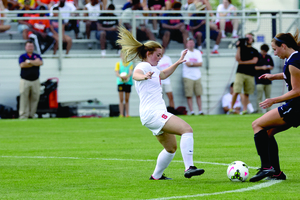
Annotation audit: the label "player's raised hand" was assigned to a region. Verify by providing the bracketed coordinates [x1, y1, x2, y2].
[178, 49, 188, 65]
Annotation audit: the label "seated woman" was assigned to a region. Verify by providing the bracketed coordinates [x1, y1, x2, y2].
[50, 6, 72, 54]
[215, 0, 239, 38]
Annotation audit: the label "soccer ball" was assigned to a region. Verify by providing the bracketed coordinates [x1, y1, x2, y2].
[227, 161, 249, 182]
[120, 72, 127, 82]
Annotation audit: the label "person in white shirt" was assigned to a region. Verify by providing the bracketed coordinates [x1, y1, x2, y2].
[222, 82, 241, 114]
[117, 26, 205, 180]
[156, 47, 175, 109]
[215, 0, 238, 38]
[84, 0, 102, 47]
[50, 0, 79, 39]
[182, 37, 204, 115]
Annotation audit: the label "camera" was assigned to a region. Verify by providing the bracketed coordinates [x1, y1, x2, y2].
[236, 37, 249, 47]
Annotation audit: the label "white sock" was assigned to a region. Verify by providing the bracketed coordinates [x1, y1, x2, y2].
[232, 30, 237, 36]
[213, 44, 219, 51]
[180, 132, 194, 170]
[221, 30, 226, 37]
[247, 103, 254, 113]
[152, 149, 175, 179]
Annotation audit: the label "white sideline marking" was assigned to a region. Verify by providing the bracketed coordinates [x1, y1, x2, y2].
[0, 156, 256, 169]
[1, 155, 282, 199]
[146, 180, 282, 200]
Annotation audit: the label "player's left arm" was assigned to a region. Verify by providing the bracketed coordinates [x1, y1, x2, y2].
[260, 65, 300, 108]
[160, 49, 187, 80]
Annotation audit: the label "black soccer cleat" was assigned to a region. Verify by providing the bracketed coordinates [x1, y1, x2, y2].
[266, 171, 287, 180]
[249, 167, 275, 182]
[184, 166, 205, 178]
[149, 174, 172, 180]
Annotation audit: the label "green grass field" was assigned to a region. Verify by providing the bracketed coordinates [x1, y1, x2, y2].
[1, 115, 299, 199]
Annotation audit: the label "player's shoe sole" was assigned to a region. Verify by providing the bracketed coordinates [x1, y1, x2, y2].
[149, 174, 172, 180]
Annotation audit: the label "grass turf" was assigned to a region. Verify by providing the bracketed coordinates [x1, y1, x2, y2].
[0, 115, 299, 199]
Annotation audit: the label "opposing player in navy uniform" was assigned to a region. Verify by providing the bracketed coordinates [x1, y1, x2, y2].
[250, 30, 300, 182]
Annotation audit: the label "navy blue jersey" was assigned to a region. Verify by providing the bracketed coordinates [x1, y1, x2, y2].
[282, 51, 300, 105]
[19, 53, 42, 81]
[255, 54, 274, 84]
[284, 51, 300, 91]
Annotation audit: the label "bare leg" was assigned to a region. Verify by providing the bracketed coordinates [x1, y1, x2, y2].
[118, 91, 124, 116]
[196, 95, 202, 113]
[186, 97, 193, 113]
[166, 92, 174, 108]
[124, 92, 130, 117]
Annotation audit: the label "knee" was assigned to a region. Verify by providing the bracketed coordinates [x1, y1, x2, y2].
[166, 145, 177, 153]
[183, 124, 193, 134]
[100, 31, 106, 37]
[252, 119, 260, 131]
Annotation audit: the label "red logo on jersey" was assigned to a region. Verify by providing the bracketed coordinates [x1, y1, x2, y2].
[162, 114, 168, 119]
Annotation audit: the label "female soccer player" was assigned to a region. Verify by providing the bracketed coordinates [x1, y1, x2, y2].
[250, 30, 300, 182]
[116, 26, 205, 180]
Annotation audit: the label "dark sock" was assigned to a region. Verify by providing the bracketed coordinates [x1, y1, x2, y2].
[269, 136, 281, 174]
[254, 129, 271, 168]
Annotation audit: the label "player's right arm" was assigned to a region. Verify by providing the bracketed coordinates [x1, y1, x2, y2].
[133, 69, 154, 81]
[259, 73, 284, 81]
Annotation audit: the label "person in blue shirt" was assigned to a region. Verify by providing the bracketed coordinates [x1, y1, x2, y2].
[18, 40, 43, 119]
[250, 30, 300, 182]
[159, 1, 188, 49]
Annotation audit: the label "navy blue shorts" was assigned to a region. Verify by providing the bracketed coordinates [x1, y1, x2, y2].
[278, 99, 300, 127]
[118, 84, 132, 93]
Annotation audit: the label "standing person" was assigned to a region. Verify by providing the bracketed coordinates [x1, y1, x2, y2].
[18, 40, 43, 119]
[116, 26, 205, 180]
[182, 37, 204, 115]
[114, 52, 133, 118]
[254, 44, 274, 113]
[249, 31, 300, 182]
[156, 46, 175, 109]
[229, 33, 259, 115]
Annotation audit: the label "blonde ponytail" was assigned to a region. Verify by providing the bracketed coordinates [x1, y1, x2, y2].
[116, 26, 162, 63]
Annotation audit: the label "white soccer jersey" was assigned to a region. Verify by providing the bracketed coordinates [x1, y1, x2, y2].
[134, 62, 167, 125]
[182, 49, 203, 80]
[156, 55, 172, 85]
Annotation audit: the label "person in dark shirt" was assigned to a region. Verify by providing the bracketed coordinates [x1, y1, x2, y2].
[159, 1, 188, 49]
[97, 3, 119, 56]
[229, 33, 259, 115]
[18, 40, 43, 119]
[255, 44, 274, 113]
[250, 30, 300, 182]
